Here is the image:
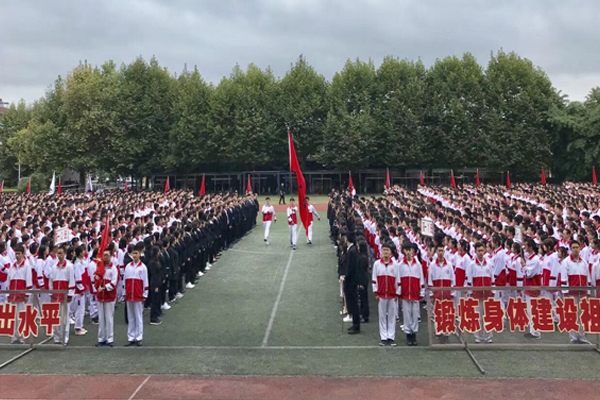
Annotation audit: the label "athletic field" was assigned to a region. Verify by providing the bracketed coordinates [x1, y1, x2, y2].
[0, 196, 599, 399]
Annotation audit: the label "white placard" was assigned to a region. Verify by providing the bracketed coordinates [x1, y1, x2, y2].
[514, 226, 523, 244]
[55, 227, 69, 244]
[421, 217, 435, 237]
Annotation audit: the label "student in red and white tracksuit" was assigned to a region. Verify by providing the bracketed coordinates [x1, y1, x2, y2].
[0, 242, 11, 304]
[428, 245, 455, 341]
[372, 243, 400, 346]
[7, 246, 32, 344]
[560, 241, 591, 344]
[306, 197, 320, 244]
[398, 242, 425, 346]
[521, 239, 543, 340]
[124, 245, 149, 346]
[72, 248, 89, 336]
[96, 250, 118, 347]
[491, 237, 508, 307]
[466, 243, 494, 343]
[49, 247, 75, 345]
[261, 198, 276, 244]
[287, 198, 298, 250]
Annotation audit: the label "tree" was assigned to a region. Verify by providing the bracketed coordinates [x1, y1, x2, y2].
[373, 57, 427, 167]
[277, 55, 329, 166]
[318, 59, 378, 169]
[484, 50, 562, 178]
[0, 101, 32, 184]
[211, 64, 279, 169]
[166, 66, 214, 173]
[423, 53, 486, 168]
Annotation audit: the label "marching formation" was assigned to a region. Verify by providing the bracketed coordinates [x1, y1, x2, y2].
[331, 182, 600, 346]
[0, 190, 258, 346]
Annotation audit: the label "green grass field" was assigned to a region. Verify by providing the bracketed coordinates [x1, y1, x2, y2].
[0, 207, 599, 379]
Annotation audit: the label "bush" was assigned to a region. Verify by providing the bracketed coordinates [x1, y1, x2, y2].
[18, 172, 50, 193]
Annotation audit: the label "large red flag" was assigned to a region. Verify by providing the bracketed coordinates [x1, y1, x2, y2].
[593, 167, 598, 185]
[246, 175, 252, 195]
[164, 177, 170, 193]
[476, 169, 481, 187]
[124, 180, 128, 192]
[450, 170, 456, 188]
[506, 171, 511, 188]
[94, 214, 111, 290]
[26, 177, 31, 194]
[0, 180, 4, 194]
[420, 171, 425, 186]
[385, 168, 391, 189]
[541, 167, 547, 185]
[57, 178, 62, 195]
[199, 174, 206, 197]
[289, 129, 309, 235]
[348, 171, 356, 196]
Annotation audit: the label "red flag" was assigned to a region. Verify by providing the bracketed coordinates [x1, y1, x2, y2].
[0, 180, 3, 194]
[199, 174, 206, 197]
[246, 175, 252, 195]
[541, 167, 546, 185]
[476, 169, 481, 187]
[348, 171, 356, 196]
[124, 180, 128, 192]
[450, 170, 456, 188]
[26, 178, 31, 194]
[164, 177, 170, 193]
[506, 171, 511, 189]
[420, 171, 425, 186]
[289, 129, 309, 235]
[385, 168, 391, 189]
[593, 167, 598, 185]
[57, 178, 62, 195]
[94, 214, 111, 290]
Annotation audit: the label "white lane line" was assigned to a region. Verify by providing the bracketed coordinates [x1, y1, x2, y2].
[128, 375, 152, 400]
[66, 345, 412, 350]
[261, 250, 294, 347]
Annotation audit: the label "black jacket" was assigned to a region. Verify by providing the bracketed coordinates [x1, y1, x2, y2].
[344, 244, 360, 285]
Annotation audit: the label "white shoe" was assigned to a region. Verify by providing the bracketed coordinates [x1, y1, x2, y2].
[70, 318, 75, 325]
[266, 241, 270, 245]
[161, 302, 171, 310]
[197, 271, 204, 277]
[343, 315, 353, 322]
[205, 264, 211, 270]
[175, 292, 184, 299]
[185, 282, 195, 289]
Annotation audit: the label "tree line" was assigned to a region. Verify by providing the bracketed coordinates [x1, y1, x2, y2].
[1, 51, 599, 189]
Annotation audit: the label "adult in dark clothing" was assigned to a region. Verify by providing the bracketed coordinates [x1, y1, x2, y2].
[279, 183, 286, 205]
[357, 240, 370, 323]
[344, 232, 361, 334]
[148, 246, 163, 325]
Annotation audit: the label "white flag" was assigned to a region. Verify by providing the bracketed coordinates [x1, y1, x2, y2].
[86, 176, 94, 193]
[49, 172, 56, 195]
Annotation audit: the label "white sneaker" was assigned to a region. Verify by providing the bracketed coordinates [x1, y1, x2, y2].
[197, 271, 204, 277]
[161, 302, 171, 310]
[185, 282, 195, 289]
[175, 292, 184, 299]
[205, 264, 212, 270]
[70, 318, 75, 325]
[266, 241, 270, 245]
[343, 315, 353, 322]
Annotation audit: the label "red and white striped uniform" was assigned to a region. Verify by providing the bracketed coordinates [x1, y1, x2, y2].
[428, 258, 455, 299]
[467, 257, 493, 299]
[49, 260, 75, 303]
[124, 260, 149, 302]
[398, 256, 425, 301]
[560, 255, 590, 297]
[372, 259, 400, 299]
[261, 205, 275, 222]
[7, 259, 33, 303]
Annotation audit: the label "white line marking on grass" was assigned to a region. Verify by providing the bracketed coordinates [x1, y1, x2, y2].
[229, 248, 333, 256]
[261, 250, 294, 347]
[66, 345, 415, 350]
[128, 375, 152, 400]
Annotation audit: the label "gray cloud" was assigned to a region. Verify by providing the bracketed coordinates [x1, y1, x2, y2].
[1, 0, 599, 104]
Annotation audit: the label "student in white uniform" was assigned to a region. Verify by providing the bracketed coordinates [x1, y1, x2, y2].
[306, 197, 320, 245]
[287, 198, 298, 250]
[261, 198, 276, 245]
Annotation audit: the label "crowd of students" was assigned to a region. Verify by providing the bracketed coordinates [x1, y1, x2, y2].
[330, 182, 600, 346]
[0, 189, 258, 346]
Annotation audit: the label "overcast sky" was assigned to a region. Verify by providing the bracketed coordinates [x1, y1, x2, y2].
[1, 0, 599, 105]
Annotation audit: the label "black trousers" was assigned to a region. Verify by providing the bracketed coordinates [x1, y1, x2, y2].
[150, 288, 161, 321]
[344, 283, 360, 328]
[169, 279, 178, 300]
[359, 286, 370, 320]
[279, 195, 285, 204]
